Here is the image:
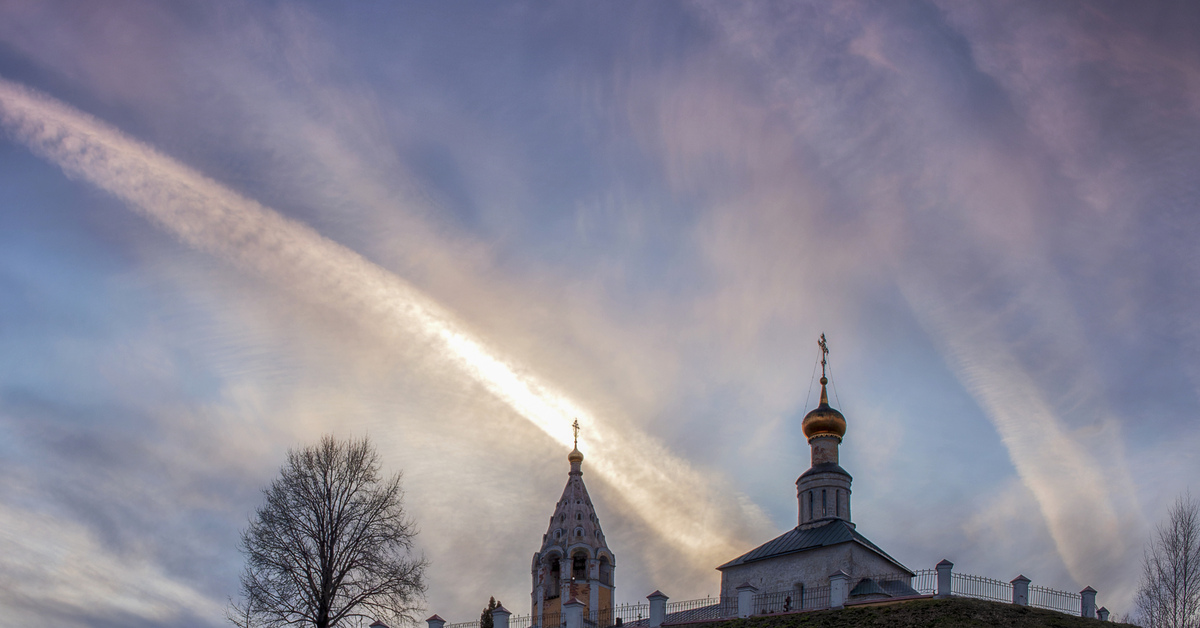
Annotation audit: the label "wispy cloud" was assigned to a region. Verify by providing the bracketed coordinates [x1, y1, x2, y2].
[0, 75, 768, 610]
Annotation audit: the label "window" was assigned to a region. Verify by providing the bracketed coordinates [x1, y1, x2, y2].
[808, 492, 814, 521]
[822, 489, 827, 517]
[555, 529, 563, 540]
[575, 527, 584, 538]
[576, 513, 582, 520]
[836, 490, 841, 518]
[573, 554, 587, 579]
[547, 558, 561, 598]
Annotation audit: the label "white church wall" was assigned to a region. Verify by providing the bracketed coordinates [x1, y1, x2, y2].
[718, 542, 903, 598]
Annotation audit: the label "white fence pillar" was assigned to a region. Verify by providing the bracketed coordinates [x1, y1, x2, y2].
[427, 615, 446, 628]
[1081, 587, 1097, 619]
[492, 604, 512, 628]
[1098, 606, 1110, 621]
[829, 571, 849, 609]
[935, 560, 953, 598]
[1011, 575, 1030, 606]
[647, 590, 668, 628]
[735, 583, 758, 618]
[564, 597, 584, 628]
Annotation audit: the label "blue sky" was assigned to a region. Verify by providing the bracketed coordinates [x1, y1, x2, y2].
[1, 1, 1198, 625]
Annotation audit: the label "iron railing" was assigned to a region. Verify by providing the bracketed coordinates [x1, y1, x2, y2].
[589, 603, 649, 626]
[951, 573, 1012, 603]
[750, 586, 831, 614]
[662, 596, 736, 623]
[1029, 585, 1081, 615]
[912, 569, 937, 595]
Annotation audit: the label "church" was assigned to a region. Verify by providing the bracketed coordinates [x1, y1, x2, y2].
[529, 422, 616, 626]
[715, 358, 915, 603]
[525, 338, 913, 624]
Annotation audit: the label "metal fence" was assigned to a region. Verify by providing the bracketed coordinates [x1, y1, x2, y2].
[440, 567, 1089, 628]
[951, 573, 1012, 603]
[753, 586, 831, 613]
[590, 603, 649, 626]
[912, 569, 937, 595]
[662, 596, 736, 623]
[1029, 585, 1081, 615]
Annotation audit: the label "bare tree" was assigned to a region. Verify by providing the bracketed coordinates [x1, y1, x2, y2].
[1136, 492, 1200, 628]
[232, 435, 426, 628]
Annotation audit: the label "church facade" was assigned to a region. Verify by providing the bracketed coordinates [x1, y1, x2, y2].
[716, 366, 915, 603]
[530, 429, 615, 626]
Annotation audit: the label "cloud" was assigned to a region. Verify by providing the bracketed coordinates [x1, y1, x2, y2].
[0, 75, 773, 613]
[682, 0, 1154, 599]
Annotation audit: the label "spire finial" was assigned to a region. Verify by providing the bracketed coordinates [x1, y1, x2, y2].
[568, 419, 584, 466]
[818, 334, 830, 406]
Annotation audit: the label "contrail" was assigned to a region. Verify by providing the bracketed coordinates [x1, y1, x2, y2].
[900, 275, 1141, 584]
[0, 77, 754, 564]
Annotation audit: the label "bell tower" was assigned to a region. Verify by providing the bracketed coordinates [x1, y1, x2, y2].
[796, 334, 852, 528]
[531, 422, 615, 627]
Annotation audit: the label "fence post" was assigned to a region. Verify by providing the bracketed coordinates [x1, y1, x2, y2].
[564, 597, 585, 628]
[735, 583, 758, 618]
[493, 605, 512, 628]
[1010, 575, 1030, 606]
[647, 590, 668, 628]
[1098, 606, 1109, 621]
[427, 615, 446, 628]
[1080, 587, 1096, 619]
[935, 560, 953, 598]
[829, 571, 849, 609]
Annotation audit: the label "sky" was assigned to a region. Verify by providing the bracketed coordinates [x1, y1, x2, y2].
[0, 1, 1198, 626]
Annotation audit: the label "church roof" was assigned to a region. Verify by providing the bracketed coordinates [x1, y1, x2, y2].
[716, 519, 911, 574]
[797, 462, 852, 480]
[536, 448, 611, 560]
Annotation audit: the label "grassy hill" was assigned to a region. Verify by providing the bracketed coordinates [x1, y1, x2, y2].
[678, 597, 1136, 628]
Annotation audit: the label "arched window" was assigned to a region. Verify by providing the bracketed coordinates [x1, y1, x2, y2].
[547, 557, 561, 599]
[554, 529, 563, 540]
[808, 492, 814, 521]
[575, 527, 584, 538]
[572, 553, 587, 579]
[576, 513, 582, 520]
[599, 556, 612, 585]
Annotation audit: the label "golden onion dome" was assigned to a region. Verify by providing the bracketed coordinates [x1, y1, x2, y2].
[568, 446, 584, 464]
[802, 377, 846, 440]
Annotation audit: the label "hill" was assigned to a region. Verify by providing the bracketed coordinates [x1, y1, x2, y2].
[678, 597, 1135, 628]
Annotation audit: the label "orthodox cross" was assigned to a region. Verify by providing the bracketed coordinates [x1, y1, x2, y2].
[572, 419, 580, 449]
[818, 333, 829, 378]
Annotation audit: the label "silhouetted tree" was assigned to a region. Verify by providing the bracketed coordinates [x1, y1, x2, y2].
[1136, 492, 1200, 628]
[231, 435, 426, 628]
[480, 596, 502, 628]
